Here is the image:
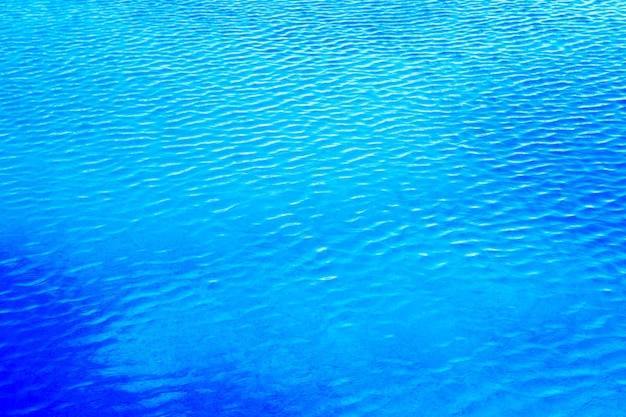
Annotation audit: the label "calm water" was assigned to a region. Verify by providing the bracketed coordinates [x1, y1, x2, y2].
[1, 0, 626, 416]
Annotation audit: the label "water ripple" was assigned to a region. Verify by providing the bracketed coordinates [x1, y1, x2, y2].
[2, 0, 626, 415]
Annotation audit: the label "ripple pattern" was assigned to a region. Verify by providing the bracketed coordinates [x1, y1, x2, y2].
[1, 0, 626, 416]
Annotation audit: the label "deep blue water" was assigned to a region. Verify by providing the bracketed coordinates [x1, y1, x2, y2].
[2, 0, 626, 415]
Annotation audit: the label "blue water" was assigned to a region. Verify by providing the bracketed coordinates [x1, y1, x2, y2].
[1, 0, 626, 415]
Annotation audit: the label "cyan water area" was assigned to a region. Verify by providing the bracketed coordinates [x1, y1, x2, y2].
[2, 0, 626, 415]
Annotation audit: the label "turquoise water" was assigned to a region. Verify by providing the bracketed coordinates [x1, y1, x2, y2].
[1, 0, 626, 415]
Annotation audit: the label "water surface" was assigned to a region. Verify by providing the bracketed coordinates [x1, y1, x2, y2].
[1, 0, 626, 416]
